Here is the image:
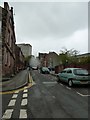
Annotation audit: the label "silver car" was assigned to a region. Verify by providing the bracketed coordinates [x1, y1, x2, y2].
[57, 68, 90, 87]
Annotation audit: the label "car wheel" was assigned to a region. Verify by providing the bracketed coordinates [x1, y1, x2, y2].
[68, 80, 73, 87]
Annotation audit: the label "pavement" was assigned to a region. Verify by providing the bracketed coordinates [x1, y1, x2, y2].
[0, 69, 30, 92]
[50, 71, 58, 77]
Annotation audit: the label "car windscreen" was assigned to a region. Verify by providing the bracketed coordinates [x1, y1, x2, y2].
[73, 69, 88, 76]
[42, 67, 49, 71]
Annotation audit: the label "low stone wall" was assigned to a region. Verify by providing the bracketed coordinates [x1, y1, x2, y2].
[55, 63, 90, 74]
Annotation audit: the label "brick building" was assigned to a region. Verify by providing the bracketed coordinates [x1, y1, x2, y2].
[38, 53, 48, 67]
[47, 52, 59, 68]
[1, 2, 16, 77]
[0, 6, 2, 80]
[15, 45, 25, 72]
[38, 52, 59, 68]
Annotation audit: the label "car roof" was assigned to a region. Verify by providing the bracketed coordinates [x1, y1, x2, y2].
[42, 67, 49, 69]
[63, 68, 83, 71]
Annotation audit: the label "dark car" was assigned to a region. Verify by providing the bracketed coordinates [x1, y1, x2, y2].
[40, 67, 50, 74]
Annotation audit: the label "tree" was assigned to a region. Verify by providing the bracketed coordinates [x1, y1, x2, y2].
[77, 56, 90, 65]
[59, 47, 79, 67]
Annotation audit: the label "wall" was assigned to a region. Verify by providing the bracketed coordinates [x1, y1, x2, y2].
[2, 2, 16, 77]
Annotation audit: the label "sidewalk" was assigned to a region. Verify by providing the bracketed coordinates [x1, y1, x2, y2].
[0, 69, 29, 92]
[50, 71, 58, 77]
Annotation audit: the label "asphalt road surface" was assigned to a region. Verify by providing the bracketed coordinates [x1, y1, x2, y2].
[1, 70, 90, 119]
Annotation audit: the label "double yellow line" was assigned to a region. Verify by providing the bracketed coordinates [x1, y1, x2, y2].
[0, 73, 35, 95]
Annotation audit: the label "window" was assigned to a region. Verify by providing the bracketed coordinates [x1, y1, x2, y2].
[73, 69, 88, 75]
[61, 70, 66, 73]
[67, 70, 72, 73]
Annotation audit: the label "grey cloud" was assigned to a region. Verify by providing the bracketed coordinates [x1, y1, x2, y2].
[5, 2, 88, 56]
[10, 2, 88, 41]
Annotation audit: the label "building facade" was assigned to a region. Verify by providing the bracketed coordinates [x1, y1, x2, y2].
[1, 2, 16, 77]
[17, 44, 32, 58]
[0, 6, 2, 80]
[38, 52, 59, 68]
[15, 45, 25, 72]
[38, 53, 48, 67]
[47, 52, 60, 68]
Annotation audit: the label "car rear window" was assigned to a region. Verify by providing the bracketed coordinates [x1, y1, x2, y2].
[73, 69, 88, 75]
[42, 67, 49, 71]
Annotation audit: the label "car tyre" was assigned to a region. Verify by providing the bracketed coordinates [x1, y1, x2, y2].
[68, 80, 73, 87]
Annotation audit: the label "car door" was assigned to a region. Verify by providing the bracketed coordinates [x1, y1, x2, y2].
[60, 70, 67, 82]
[66, 69, 73, 82]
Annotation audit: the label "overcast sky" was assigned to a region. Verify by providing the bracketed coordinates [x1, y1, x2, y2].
[0, 0, 89, 56]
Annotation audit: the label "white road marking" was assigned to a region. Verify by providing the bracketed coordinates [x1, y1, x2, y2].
[60, 83, 64, 86]
[23, 89, 28, 93]
[66, 86, 71, 90]
[12, 94, 18, 98]
[19, 109, 27, 118]
[8, 99, 16, 106]
[2, 109, 13, 119]
[43, 81, 57, 84]
[21, 99, 27, 106]
[14, 91, 19, 93]
[77, 92, 90, 97]
[23, 93, 27, 98]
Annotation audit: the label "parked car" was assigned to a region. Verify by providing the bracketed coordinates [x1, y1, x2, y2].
[32, 66, 38, 70]
[40, 67, 50, 74]
[57, 68, 90, 87]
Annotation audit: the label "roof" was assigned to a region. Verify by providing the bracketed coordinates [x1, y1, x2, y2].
[64, 68, 85, 70]
[77, 53, 90, 57]
[17, 43, 32, 47]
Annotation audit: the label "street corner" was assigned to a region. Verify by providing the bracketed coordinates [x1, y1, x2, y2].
[0, 82, 35, 95]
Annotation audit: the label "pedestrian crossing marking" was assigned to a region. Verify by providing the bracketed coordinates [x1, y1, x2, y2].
[12, 94, 18, 98]
[19, 109, 27, 118]
[21, 99, 27, 106]
[2, 109, 13, 119]
[8, 99, 16, 106]
[23, 93, 27, 98]
[23, 89, 28, 93]
[2, 89, 28, 119]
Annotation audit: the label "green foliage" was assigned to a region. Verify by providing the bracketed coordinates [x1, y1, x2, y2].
[59, 47, 79, 66]
[77, 56, 90, 65]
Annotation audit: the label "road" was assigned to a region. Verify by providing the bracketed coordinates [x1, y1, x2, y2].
[1, 70, 90, 119]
